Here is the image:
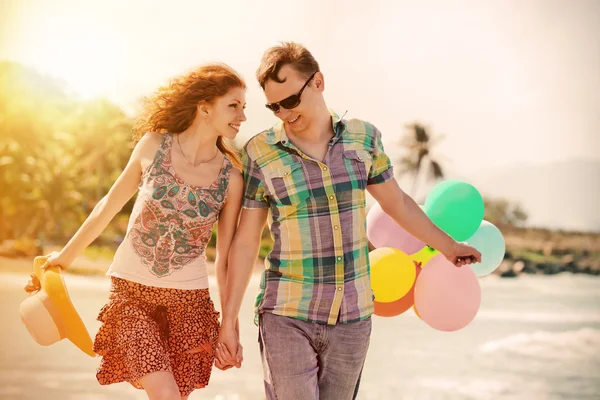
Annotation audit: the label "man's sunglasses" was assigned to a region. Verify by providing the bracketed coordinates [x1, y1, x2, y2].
[265, 71, 318, 113]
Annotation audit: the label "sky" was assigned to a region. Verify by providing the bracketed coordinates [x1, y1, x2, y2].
[1, 0, 599, 229]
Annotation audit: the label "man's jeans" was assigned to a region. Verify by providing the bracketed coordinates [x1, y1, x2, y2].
[258, 312, 372, 400]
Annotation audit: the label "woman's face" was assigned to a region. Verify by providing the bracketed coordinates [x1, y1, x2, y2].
[205, 87, 247, 140]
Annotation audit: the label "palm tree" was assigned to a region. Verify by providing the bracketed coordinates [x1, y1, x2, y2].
[397, 123, 445, 199]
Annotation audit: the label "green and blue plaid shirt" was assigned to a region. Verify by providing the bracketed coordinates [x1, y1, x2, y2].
[242, 111, 393, 325]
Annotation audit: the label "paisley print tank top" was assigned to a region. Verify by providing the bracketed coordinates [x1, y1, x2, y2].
[107, 133, 232, 289]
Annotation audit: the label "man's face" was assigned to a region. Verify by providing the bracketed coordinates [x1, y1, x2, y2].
[263, 64, 322, 134]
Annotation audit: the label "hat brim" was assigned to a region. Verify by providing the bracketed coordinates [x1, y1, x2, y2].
[33, 256, 96, 357]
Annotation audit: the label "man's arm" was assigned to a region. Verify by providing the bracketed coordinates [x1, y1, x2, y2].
[217, 207, 268, 365]
[215, 170, 243, 312]
[363, 122, 480, 266]
[367, 179, 481, 266]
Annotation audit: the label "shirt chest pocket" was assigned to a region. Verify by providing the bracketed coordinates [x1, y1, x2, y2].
[267, 163, 310, 207]
[342, 149, 371, 190]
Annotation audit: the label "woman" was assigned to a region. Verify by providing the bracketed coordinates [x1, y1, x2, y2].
[40, 63, 246, 399]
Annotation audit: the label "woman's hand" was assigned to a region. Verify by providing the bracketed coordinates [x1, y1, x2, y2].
[40, 251, 71, 270]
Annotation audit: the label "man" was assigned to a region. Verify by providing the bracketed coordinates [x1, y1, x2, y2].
[216, 42, 481, 399]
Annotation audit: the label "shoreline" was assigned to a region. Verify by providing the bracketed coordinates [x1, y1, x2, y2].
[2, 255, 598, 278]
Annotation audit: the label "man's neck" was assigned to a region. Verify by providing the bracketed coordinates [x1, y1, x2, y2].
[288, 107, 334, 144]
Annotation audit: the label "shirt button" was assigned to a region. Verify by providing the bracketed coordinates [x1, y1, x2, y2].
[334, 225, 339, 230]
[337, 287, 342, 291]
[329, 195, 334, 200]
[323, 166, 328, 171]
[337, 256, 342, 261]
[284, 172, 289, 176]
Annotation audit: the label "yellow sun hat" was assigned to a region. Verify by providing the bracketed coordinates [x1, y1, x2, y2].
[19, 256, 96, 357]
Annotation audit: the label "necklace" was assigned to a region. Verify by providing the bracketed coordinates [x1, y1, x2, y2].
[176, 134, 219, 167]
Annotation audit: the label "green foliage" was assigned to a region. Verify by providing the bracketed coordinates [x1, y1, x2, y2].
[0, 61, 134, 243]
[259, 237, 274, 259]
[483, 197, 528, 227]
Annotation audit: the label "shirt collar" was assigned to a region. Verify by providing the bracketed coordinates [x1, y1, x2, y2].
[265, 109, 345, 145]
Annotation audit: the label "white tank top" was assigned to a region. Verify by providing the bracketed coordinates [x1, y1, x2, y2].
[107, 133, 232, 289]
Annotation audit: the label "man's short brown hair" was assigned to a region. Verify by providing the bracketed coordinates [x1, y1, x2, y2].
[256, 42, 320, 89]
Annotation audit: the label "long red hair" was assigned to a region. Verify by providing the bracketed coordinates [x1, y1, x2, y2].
[134, 63, 245, 170]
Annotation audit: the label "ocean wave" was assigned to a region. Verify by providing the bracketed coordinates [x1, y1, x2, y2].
[477, 310, 600, 324]
[479, 327, 600, 361]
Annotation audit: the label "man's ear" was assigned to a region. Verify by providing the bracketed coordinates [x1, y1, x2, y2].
[313, 72, 325, 92]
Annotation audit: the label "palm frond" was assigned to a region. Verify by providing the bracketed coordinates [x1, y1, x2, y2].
[429, 160, 444, 179]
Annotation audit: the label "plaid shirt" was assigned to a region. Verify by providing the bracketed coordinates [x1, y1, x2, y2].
[242, 111, 394, 325]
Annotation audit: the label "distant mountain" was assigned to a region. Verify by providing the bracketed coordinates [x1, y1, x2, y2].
[461, 159, 600, 232]
[374, 159, 599, 232]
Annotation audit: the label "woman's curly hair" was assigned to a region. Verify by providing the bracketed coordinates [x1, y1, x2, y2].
[134, 63, 245, 170]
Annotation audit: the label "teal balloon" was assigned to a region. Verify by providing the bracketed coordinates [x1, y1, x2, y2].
[466, 220, 505, 276]
[424, 180, 484, 241]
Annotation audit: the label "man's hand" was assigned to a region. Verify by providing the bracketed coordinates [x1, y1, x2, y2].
[215, 322, 242, 369]
[446, 242, 482, 267]
[214, 357, 232, 371]
[214, 341, 243, 371]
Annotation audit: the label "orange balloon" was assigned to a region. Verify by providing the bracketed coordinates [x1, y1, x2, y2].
[373, 262, 421, 317]
[413, 304, 422, 319]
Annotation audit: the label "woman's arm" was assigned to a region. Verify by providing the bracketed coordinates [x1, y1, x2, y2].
[43, 133, 162, 269]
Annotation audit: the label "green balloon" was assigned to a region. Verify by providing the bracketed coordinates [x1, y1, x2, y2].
[424, 180, 484, 241]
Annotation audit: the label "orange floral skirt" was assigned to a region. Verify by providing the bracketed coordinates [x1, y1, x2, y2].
[93, 277, 220, 396]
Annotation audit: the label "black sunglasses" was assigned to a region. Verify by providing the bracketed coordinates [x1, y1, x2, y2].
[265, 71, 318, 113]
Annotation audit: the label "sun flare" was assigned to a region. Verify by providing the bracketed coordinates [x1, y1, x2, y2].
[12, 14, 125, 99]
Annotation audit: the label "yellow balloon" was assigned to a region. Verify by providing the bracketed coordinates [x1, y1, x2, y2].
[370, 247, 417, 303]
[411, 205, 438, 267]
[411, 245, 439, 267]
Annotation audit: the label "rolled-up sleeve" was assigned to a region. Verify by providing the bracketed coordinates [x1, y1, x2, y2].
[242, 148, 269, 209]
[367, 124, 394, 185]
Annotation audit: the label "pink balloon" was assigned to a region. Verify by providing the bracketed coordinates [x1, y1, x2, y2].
[367, 202, 425, 255]
[414, 254, 481, 332]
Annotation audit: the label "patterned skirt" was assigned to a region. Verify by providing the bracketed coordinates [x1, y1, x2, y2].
[93, 277, 220, 396]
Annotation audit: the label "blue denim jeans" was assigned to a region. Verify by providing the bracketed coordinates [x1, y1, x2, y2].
[258, 312, 372, 400]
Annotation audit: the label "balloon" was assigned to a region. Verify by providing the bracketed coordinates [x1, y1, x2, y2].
[414, 254, 481, 332]
[373, 263, 420, 317]
[411, 245, 439, 267]
[367, 202, 425, 255]
[370, 248, 417, 303]
[413, 304, 421, 319]
[424, 180, 484, 241]
[466, 220, 506, 276]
